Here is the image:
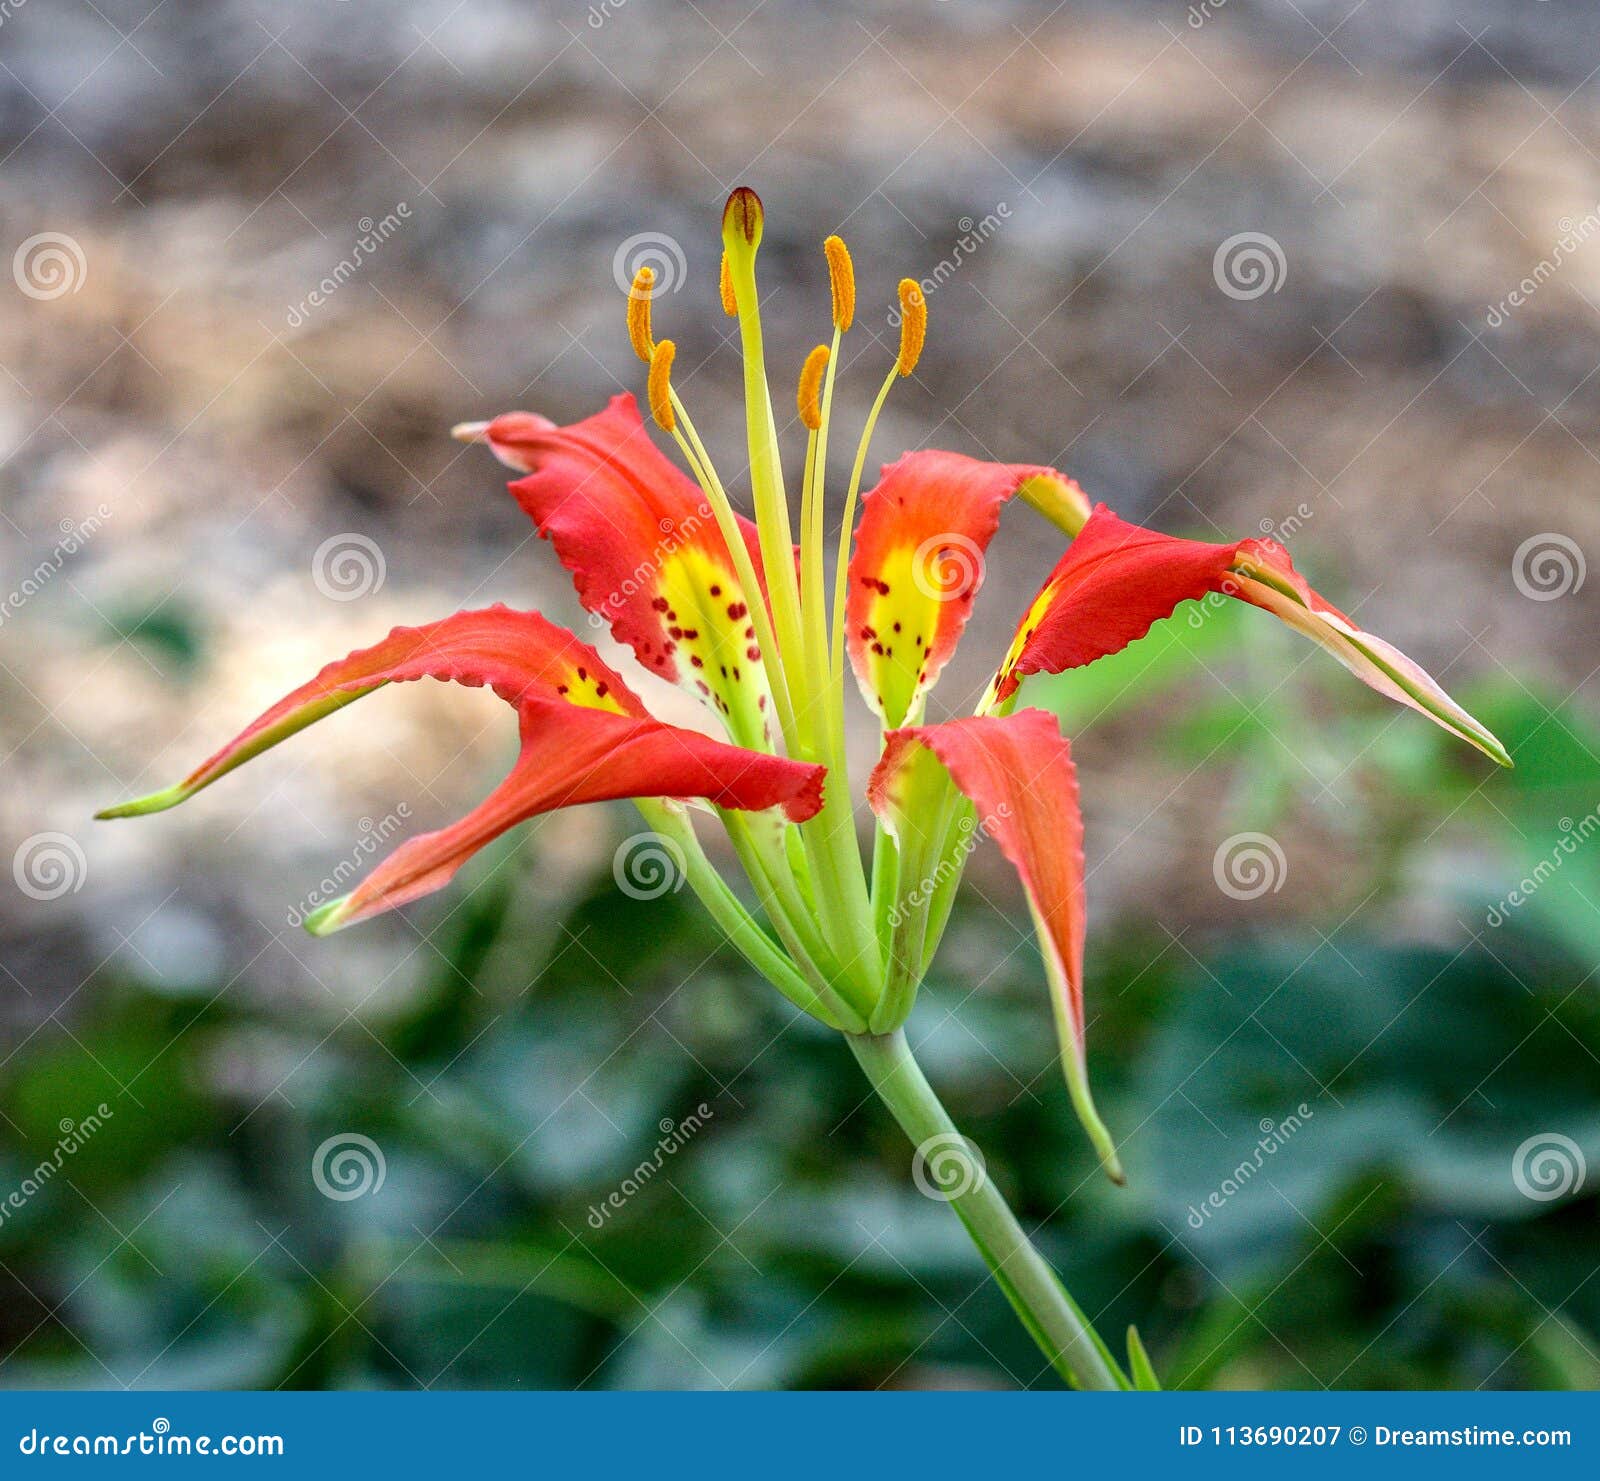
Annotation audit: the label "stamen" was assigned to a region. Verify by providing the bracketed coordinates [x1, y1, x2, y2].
[719, 252, 737, 317]
[896, 278, 926, 377]
[627, 266, 656, 362]
[797, 343, 830, 432]
[647, 340, 676, 431]
[823, 236, 855, 332]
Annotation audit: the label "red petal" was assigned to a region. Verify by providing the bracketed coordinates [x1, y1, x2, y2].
[475, 394, 780, 746]
[98, 606, 826, 928]
[98, 606, 645, 815]
[990, 506, 1239, 703]
[315, 697, 824, 932]
[869, 709, 1121, 1181]
[991, 506, 1509, 765]
[846, 452, 1089, 725]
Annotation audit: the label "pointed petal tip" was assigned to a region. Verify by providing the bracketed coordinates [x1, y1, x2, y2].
[451, 420, 491, 444]
[95, 782, 191, 820]
[302, 896, 354, 937]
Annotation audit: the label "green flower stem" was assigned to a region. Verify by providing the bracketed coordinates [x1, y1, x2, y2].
[719, 812, 865, 1013]
[639, 802, 865, 1031]
[846, 1028, 1126, 1391]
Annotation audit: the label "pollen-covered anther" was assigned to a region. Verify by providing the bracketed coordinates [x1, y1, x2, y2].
[719, 252, 737, 317]
[896, 279, 926, 377]
[798, 343, 830, 431]
[647, 340, 676, 432]
[627, 266, 656, 362]
[824, 235, 855, 332]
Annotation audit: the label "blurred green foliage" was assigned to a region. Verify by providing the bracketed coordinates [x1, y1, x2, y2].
[3, 613, 1597, 1390]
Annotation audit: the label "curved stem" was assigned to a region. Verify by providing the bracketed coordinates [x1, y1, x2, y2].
[846, 1029, 1127, 1391]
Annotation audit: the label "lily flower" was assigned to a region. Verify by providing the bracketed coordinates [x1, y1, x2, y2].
[99, 187, 1505, 1390]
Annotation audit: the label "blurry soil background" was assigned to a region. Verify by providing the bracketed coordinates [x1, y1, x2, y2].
[0, 0, 1598, 1390]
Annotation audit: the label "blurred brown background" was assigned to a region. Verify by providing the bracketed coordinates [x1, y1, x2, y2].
[1, 0, 1597, 1391]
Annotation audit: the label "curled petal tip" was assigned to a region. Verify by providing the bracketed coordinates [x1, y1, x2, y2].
[303, 896, 354, 937]
[451, 420, 491, 444]
[96, 782, 190, 820]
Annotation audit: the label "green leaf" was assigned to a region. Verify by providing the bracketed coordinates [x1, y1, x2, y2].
[1127, 1324, 1162, 1390]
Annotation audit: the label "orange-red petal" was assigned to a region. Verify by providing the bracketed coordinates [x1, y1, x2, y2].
[845, 451, 1088, 725]
[311, 696, 823, 932]
[868, 709, 1121, 1180]
[990, 505, 1509, 765]
[463, 394, 779, 747]
[98, 607, 826, 929]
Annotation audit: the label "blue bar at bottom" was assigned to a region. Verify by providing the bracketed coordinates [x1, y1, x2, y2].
[0, 1390, 1589, 1476]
